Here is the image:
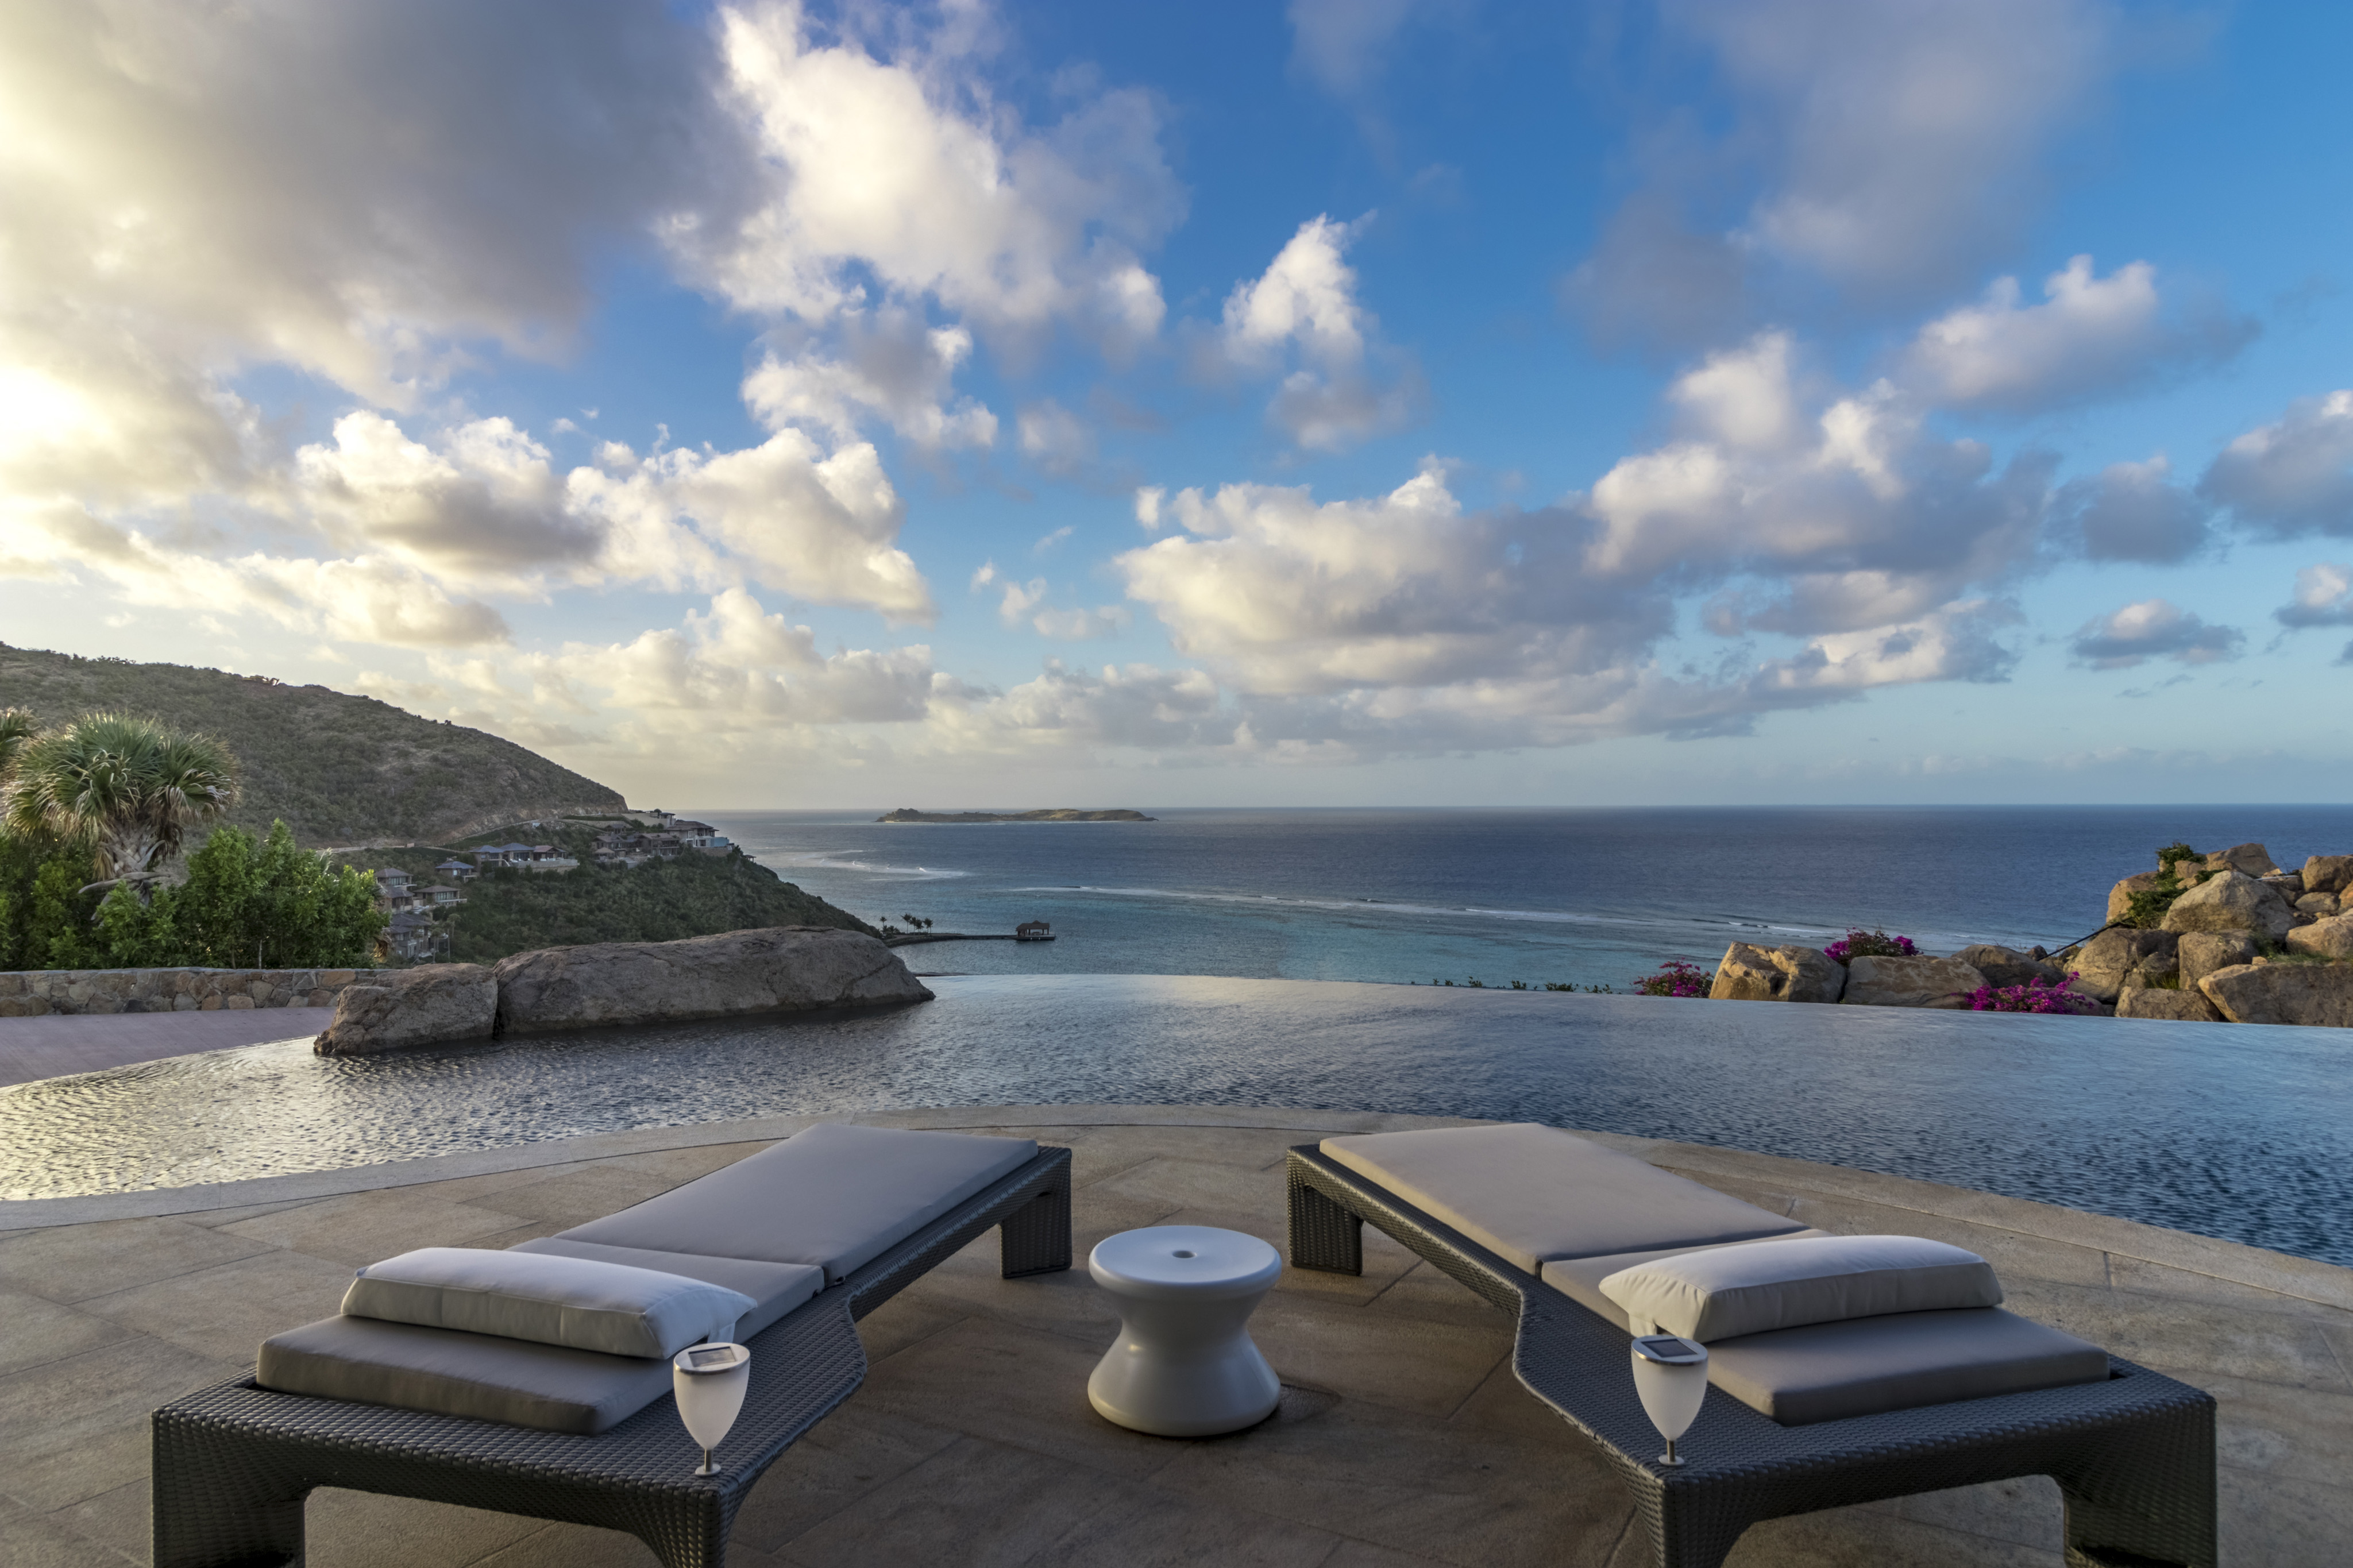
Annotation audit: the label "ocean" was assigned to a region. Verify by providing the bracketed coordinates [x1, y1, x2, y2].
[706, 805, 2353, 990]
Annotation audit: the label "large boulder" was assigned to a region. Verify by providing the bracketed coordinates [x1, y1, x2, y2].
[493, 926, 932, 1036]
[2296, 893, 2340, 919]
[2178, 931, 2260, 992]
[2198, 962, 2353, 1027]
[2304, 855, 2353, 897]
[2207, 843, 2279, 877]
[1953, 944, 2064, 990]
[2067, 928, 2180, 1003]
[2160, 871, 2294, 940]
[314, 964, 497, 1056]
[1839, 955, 1988, 1009]
[2285, 916, 2353, 960]
[1710, 943, 1845, 1003]
[2104, 872, 2168, 926]
[2115, 987, 2223, 1023]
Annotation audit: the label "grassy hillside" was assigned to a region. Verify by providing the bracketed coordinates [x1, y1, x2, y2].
[361, 826, 877, 962]
[0, 643, 622, 846]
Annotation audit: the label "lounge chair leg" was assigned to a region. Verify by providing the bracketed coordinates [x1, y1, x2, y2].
[1287, 1167, 1362, 1274]
[1000, 1162, 1072, 1277]
[153, 1411, 308, 1567]
[2051, 1387, 2217, 1568]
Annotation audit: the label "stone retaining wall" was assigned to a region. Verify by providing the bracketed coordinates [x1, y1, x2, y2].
[0, 967, 385, 1017]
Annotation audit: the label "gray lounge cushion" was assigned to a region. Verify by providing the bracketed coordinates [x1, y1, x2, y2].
[1320, 1123, 1807, 1273]
[1599, 1234, 2005, 1342]
[1702, 1306, 2110, 1424]
[344, 1247, 755, 1360]
[508, 1238, 823, 1338]
[257, 1314, 675, 1433]
[1541, 1232, 1834, 1328]
[557, 1122, 1040, 1284]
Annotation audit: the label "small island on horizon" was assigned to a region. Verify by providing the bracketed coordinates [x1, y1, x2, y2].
[875, 808, 1156, 824]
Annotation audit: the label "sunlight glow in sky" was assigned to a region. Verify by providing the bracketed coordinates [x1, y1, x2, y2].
[3, 0, 2350, 808]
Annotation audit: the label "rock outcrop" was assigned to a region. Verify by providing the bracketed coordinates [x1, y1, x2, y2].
[1839, 955, 1987, 1009]
[2177, 932, 2259, 992]
[314, 965, 497, 1056]
[2207, 843, 2279, 877]
[2067, 928, 2180, 1003]
[2303, 856, 2353, 897]
[1710, 943, 1845, 1003]
[2285, 916, 2353, 960]
[493, 926, 932, 1036]
[2296, 893, 2340, 918]
[2198, 962, 2353, 1027]
[1953, 944, 2064, 990]
[2115, 987, 2223, 1023]
[0, 967, 377, 1018]
[2160, 871, 2294, 940]
[2104, 872, 2168, 926]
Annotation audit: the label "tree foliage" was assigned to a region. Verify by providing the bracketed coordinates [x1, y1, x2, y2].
[1, 710, 239, 884]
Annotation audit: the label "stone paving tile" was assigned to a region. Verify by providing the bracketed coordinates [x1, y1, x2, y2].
[2003, 1276, 2353, 1392]
[774, 1434, 1141, 1568]
[1028, 1480, 1345, 1566]
[2201, 1370, 2353, 1489]
[1150, 1389, 1631, 1568]
[853, 1316, 1186, 1484]
[732, 1404, 965, 1553]
[1723, 1503, 2065, 1566]
[301, 1488, 561, 1567]
[213, 1187, 526, 1266]
[467, 1160, 699, 1229]
[76, 1246, 353, 1363]
[48, 1478, 146, 1566]
[0, 1491, 134, 1567]
[0, 1334, 239, 1512]
[1885, 1477, 2065, 1552]
[2215, 1464, 2351, 1567]
[0, 1284, 136, 1376]
[0, 1214, 275, 1302]
[2109, 1253, 2353, 1319]
[1248, 1289, 1513, 1420]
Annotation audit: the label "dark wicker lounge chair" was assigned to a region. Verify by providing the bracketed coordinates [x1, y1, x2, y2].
[1286, 1140, 2216, 1568]
[152, 1139, 1072, 1568]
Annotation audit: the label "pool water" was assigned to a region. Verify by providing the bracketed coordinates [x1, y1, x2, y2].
[3, 976, 2348, 1269]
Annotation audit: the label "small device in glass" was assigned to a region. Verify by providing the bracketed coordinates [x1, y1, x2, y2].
[671, 1341, 752, 1476]
[1629, 1331, 1709, 1467]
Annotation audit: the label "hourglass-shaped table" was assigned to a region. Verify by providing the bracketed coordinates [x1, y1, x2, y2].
[1086, 1225, 1283, 1436]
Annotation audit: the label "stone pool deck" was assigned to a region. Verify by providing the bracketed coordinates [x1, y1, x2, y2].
[1, 1105, 2346, 1567]
[0, 1008, 333, 1087]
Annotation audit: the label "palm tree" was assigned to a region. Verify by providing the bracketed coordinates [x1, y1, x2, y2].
[0, 708, 36, 778]
[1, 712, 241, 893]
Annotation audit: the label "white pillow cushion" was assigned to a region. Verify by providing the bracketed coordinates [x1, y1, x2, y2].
[343, 1247, 756, 1361]
[1599, 1234, 2002, 1343]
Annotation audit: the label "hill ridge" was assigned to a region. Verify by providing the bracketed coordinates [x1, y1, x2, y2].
[0, 643, 624, 847]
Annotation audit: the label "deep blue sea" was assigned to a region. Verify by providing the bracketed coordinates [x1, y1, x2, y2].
[709, 806, 2353, 990]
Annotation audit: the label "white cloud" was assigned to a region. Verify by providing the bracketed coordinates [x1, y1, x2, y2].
[1683, 0, 2110, 299]
[1287, 0, 1421, 95]
[1214, 215, 1422, 451]
[2274, 563, 2353, 629]
[742, 315, 997, 450]
[2070, 600, 2243, 669]
[572, 430, 934, 623]
[0, 0, 740, 510]
[1016, 401, 1094, 477]
[2200, 391, 2353, 538]
[1582, 333, 2049, 631]
[1901, 256, 2252, 412]
[681, 3, 1181, 352]
[1031, 605, 1133, 640]
[2055, 454, 2212, 563]
[930, 661, 1230, 755]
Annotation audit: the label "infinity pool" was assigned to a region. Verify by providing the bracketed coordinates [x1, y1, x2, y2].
[3, 976, 2347, 1265]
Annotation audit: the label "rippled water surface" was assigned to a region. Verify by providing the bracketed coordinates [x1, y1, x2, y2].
[5, 976, 2349, 1268]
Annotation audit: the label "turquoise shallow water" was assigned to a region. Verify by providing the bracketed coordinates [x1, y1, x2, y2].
[3, 976, 2348, 1270]
[712, 805, 2353, 989]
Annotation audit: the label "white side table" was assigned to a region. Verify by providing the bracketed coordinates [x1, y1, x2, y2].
[1087, 1225, 1283, 1436]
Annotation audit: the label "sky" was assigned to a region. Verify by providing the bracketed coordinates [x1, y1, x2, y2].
[3, 0, 2351, 811]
